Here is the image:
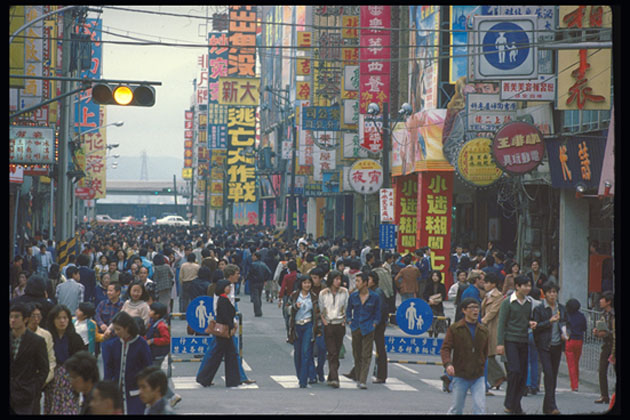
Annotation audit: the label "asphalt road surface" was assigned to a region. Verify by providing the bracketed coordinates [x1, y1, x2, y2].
[159, 293, 614, 415]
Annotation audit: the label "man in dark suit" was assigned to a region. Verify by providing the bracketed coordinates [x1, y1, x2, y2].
[10, 302, 49, 415]
[78, 253, 97, 303]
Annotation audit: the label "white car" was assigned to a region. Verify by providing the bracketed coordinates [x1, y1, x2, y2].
[155, 215, 196, 226]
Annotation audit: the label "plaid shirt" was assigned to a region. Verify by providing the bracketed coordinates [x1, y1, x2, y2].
[95, 298, 123, 328]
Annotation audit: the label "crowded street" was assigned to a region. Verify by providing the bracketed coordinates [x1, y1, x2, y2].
[10, 5, 617, 416]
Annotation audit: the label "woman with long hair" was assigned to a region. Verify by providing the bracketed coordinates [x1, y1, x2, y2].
[423, 270, 447, 337]
[43, 304, 85, 414]
[287, 275, 321, 388]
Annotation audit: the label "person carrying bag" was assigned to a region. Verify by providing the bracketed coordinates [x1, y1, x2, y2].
[196, 280, 240, 387]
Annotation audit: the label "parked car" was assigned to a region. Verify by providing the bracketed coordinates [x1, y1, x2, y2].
[95, 214, 121, 225]
[155, 215, 197, 226]
[120, 216, 143, 226]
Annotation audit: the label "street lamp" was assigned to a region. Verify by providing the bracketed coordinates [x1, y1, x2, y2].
[365, 102, 413, 189]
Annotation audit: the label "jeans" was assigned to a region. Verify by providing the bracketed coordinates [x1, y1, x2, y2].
[250, 283, 264, 316]
[309, 334, 327, 382]
[196, 337, 240, 387]
[198, 335, 249, 383]
[526, 332, 540, 391]
[294, 322, 314, 387]
[538, 344, 562, 413]
[504, 341, 528, 412]
[448, 376, 486, 414]
[282, 296, 291, 338]
[400, 293, 415, 302]
[565, 339, 583, 391]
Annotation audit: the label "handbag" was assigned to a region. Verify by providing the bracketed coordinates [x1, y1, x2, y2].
[205, 319, 231, 338]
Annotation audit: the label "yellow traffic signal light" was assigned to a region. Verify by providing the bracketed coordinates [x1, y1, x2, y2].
[92, 83, 156, 106]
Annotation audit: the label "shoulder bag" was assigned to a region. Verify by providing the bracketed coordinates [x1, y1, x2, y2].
[205, 319, 231, 338]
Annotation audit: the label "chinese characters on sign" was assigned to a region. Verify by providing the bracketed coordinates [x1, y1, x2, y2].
[348, 159, 383, 194]
[456, 137, 504, 187]
[228, 6, 256, 77]
[379, 188, 395, 223]
[467, 94, 517, 132]
[418, 171, 454, 287]
[492, 121, 545, 174]
[302, 105, 341, 131]
[545, 133, 606, 190]
[395, 175, 418, 254]
[359, 6, 391, 114]
[385, 336, 443, 355]
[557, 6, 611, 111]
[9, 126, 55, 165]
[227, 107, 257, 203]
[217, 77, 260, 106]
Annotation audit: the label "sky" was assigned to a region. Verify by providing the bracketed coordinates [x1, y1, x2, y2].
[98, 6, 224, 160]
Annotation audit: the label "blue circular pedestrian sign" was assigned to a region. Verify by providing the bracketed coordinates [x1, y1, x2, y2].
[396, 298, 433, 335]
[186, 296, 214, 334]
[482, 21, 530, 71]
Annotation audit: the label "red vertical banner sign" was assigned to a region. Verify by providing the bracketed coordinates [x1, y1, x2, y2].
[359, 6, 391, 114]
[417, 170, 454, 290]
[394, 174, 418, 255]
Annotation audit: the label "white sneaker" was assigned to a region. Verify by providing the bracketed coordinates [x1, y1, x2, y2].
[169, 394, 182, 408]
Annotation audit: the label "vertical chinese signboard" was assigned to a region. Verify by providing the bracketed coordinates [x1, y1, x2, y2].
[227, 6, 258, 204]
[183, 111, 193, 180]
[557, 6, 612, 111]
[227, 107, 257, 203]
[359, 6, 391, 115]
[75, 18, 102, 134]
[394, 174, 418, 255]
[417, 171, 454, 289]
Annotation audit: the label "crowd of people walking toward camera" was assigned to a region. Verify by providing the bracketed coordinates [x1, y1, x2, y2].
[10, 223, 616, 414]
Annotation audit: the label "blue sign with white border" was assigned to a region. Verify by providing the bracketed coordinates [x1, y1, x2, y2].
[379, 223, 396, 250]
[186, 296, 214, 334]
[473, 15, 537, 80]
[395, 298, 434, 335]
[385, 336, 443, 355]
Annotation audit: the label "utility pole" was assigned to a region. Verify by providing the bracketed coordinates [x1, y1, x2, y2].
[54, 9, 74, 244]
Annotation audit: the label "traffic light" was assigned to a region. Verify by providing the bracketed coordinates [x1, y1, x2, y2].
[91, 83, 156, 106]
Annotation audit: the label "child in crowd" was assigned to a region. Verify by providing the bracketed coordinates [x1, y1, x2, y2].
[137, 366, 175, 415]
[145, 301, 181, 407]
[74, 302, 103, 355]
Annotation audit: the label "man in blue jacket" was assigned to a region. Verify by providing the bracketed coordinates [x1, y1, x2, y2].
[345, 272, 381, 389]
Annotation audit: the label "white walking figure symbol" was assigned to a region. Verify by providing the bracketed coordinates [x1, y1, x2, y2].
[405, 302, 424, 331]
[495, 32, 508, 64]
[196, 300, 210, 329]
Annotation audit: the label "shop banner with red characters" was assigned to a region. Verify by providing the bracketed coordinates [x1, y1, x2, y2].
[417, 171, 454, 290]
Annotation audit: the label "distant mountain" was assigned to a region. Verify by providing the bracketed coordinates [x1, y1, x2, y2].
[106, 155, 184, 182]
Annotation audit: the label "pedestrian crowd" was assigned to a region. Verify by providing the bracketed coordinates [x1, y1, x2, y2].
[10, 225, 616, 415]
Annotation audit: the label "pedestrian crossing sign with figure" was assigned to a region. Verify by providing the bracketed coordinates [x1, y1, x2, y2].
[473, 15, 537, 80]
[395, 298, 433, 335]
[186, 296, 214, 334]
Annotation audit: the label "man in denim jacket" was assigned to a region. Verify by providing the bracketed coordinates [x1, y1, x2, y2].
[345, 272, 381, 389]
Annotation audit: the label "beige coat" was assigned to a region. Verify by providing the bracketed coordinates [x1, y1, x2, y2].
[481, 287, 504, 356]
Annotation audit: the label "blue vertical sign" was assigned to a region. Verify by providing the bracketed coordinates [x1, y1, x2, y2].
[75, 18, 102, 134]
[379, 223, 397, 251]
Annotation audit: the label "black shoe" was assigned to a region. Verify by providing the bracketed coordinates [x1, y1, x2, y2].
[308, 379, 317, 384]
[343, 373, 356, 381]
